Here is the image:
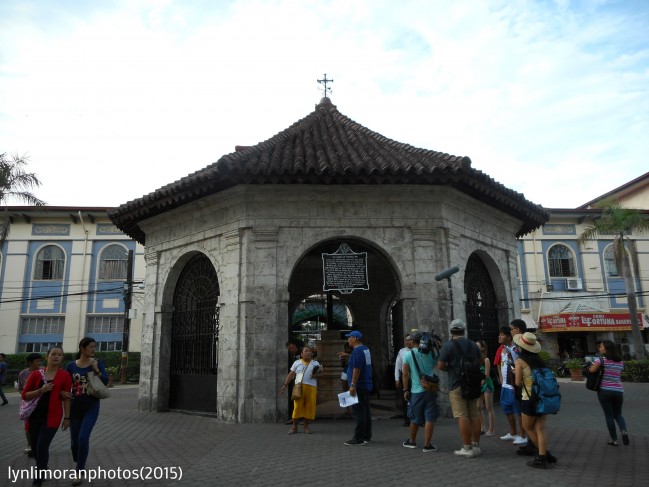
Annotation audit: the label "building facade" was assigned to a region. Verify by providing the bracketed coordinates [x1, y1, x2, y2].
[110, 97, 548, 422]
[0, 207, 145, 355]
[518, 172, 649, 359]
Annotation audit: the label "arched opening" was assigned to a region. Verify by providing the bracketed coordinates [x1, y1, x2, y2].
[169, 253, 220, 412]
[464, 253, 500, 361]
[287, 238, 402, 414]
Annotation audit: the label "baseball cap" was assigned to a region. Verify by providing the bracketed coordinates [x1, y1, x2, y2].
[345, 330, 363, 339]
[450, 319, 466, 332]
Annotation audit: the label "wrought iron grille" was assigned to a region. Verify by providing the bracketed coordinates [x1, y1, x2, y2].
[171, 254, 220, 376]
[464, 254, 500, 356]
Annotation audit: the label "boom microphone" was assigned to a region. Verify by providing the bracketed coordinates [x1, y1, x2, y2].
[435, 266, 460, 281]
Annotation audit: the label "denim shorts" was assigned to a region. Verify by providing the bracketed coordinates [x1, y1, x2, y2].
[408, 391, 439, 425]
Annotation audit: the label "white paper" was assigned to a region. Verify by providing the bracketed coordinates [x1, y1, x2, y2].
[338, 391, 359, 407]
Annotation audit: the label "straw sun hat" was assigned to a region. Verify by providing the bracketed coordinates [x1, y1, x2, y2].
[513, 332, 542, 353]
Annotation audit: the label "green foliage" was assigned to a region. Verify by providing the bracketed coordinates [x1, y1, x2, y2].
[621, 360, 649, 382]
[1, 351, 140, 384]
[565, 358, 583, 369]
[538, 350, 552, 362]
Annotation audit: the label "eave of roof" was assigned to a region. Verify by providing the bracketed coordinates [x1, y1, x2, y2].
[109, 97, 549, 244]
[577, 171, 649, 209]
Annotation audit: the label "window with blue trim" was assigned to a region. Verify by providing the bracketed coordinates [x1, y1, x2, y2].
[548, 244, 576, 277]
[35, 245, 65, 280]
[99, 244, 128, 280]
[604, 244, 619, 277]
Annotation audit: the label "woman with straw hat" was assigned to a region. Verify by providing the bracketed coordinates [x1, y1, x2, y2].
[514, 332, 557, 469]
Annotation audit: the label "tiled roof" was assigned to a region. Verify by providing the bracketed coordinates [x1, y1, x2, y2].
[109, 97, 549, 244]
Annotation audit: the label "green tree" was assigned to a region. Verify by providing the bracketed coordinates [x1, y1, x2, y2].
[579, 200, 649, 360]
[0, 153, 46, 245]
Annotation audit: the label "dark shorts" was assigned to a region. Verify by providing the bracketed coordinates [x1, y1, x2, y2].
[520, 399, 541, 417]
[408, 391, 439, 425]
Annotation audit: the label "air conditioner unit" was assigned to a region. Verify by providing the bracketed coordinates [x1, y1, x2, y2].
[566, 278, 582, 291]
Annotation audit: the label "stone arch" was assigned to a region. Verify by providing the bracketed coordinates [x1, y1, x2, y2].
[159, 250, 220, 413]
[463, 250, 509, 358]
[287, 236, 403, 402]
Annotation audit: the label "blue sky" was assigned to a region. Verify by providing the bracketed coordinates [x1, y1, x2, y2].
[1, 0, 647, 209]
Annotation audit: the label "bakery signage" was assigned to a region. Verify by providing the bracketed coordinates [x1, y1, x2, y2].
[539, 313, 644, 332]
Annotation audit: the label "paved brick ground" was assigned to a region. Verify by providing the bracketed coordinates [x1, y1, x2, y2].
[1, 379, 647, 487]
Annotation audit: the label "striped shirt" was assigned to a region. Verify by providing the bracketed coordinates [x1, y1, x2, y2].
[595, 356, 624, 392]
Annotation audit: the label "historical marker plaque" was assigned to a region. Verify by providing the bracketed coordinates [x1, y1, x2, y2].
[322, 243, 369, 293]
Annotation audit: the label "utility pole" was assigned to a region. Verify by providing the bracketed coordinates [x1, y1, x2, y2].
[121, 250, 134, 384]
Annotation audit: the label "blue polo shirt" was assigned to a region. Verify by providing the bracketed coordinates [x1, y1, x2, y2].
[347, 345, 373, 391]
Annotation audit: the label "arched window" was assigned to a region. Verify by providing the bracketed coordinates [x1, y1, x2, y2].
[99, 244, 128, 280]
[548, 244, 576, 277]
[35, 245, 65, 280]
[603, 244, 619, 277]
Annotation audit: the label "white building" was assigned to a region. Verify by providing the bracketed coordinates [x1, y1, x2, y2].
[518, 171, 649, 359]
[0, 206, 145, 354]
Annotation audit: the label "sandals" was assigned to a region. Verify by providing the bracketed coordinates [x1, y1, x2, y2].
[607, 441, 618, 446]
[288, 428, 298, 435]
[304, 428, 313, 434]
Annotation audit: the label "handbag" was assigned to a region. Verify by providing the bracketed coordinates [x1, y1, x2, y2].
[19, 369, 47, 421]
[291, 363, 308, 400]
[86, 371, 110, 399]
[410, 350, 439, 393]
[586, 357, 604, 391]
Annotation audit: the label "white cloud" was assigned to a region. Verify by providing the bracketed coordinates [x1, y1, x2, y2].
[0, 0, 647, 208]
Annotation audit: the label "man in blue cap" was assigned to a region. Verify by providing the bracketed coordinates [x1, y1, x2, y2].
[344, 330, 373, 446]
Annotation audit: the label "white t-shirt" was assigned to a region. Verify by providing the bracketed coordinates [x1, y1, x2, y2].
[394, 347, 409, 381]
[291, 360, 321, 387]
[499, 346, 515, 390]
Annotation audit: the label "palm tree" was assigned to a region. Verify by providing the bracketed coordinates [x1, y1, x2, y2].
[579, 200, 649, 361]
[0, 153, 46, 245]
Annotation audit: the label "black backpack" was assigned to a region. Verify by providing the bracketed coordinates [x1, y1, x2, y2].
[451, 339, 484, 399]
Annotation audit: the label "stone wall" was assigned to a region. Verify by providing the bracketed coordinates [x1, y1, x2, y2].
[136, 184, 522, 422]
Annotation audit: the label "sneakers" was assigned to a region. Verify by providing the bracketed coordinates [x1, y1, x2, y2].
[471, 445, 482, 456]
[344, 439, 366, 446]
[403, 439, 417, 448]
[527, 455, 548, 469]
[513, 436, 528, 445]
[484, 431, 495, 437]
[454, 446, 476, 458]
[500, 433, 516, 441]
[422, 444, 438, 452]
[621, 431, 630, 445]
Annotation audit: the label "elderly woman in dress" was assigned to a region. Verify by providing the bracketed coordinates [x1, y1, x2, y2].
[280, 345, 322, 434]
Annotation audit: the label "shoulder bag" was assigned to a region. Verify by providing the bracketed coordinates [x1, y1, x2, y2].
[87, 371, 111, 399]
[585, 356, 604, 391]
[19, 369, 47, 421]
[291, 364, 307, 400]
[410, 350, 439, 393]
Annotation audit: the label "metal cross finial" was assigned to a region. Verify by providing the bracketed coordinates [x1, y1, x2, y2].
[317, 73, 334, 97]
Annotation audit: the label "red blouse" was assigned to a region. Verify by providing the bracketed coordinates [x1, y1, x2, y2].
[21, 368, 72, 429]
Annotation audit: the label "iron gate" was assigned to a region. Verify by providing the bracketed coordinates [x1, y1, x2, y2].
[170, 254, 220, 412]
[464, 254, 500, 359]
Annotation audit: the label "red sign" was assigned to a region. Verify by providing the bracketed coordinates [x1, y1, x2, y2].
[539, 313, 644, 332]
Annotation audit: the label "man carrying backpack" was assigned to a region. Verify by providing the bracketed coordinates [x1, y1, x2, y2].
[438, 319, 483, 458]
[402, 332, 439, 452]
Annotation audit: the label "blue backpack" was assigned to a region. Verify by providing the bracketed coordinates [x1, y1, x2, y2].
[526, 367, 561, 415]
